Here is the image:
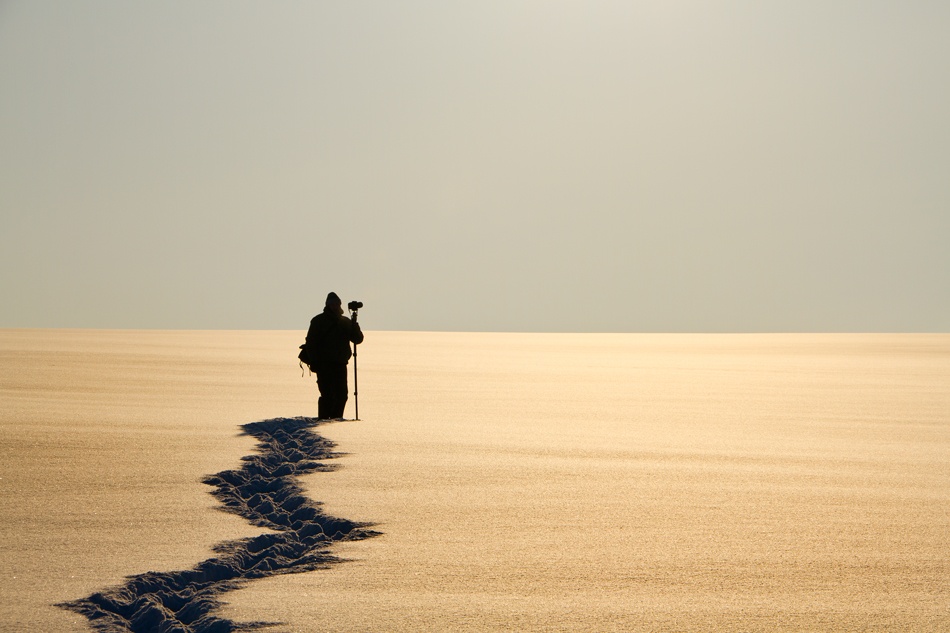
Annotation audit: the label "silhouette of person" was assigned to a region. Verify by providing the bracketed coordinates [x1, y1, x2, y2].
[305, 292, 364, 420]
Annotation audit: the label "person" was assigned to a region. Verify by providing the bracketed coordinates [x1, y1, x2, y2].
[305, 292, 364, 420]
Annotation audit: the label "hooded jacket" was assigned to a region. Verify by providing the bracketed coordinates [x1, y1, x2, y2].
[305, 308, 364, 366]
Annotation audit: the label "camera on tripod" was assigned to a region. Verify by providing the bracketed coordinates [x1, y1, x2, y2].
[348, 300, 363, 312]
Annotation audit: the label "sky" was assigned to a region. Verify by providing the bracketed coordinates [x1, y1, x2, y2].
[1, 1, 948, 332]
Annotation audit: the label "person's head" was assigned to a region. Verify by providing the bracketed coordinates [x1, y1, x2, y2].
[325, 292, 343, 315]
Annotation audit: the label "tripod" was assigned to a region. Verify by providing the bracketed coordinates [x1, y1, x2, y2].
[351, 310, 360, 421]
[352, 340, 359, 420]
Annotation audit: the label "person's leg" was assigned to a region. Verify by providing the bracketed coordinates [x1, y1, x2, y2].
[338, 364, 349, 418]
[317, 363, 348, 419]
[315, 368, 331, 419]
[328, 363, 348, 418]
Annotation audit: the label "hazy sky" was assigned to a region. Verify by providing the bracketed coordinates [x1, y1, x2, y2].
[2, 1, 948, 332]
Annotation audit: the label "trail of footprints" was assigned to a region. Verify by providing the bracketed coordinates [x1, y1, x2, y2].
[61, 417, 378, 632]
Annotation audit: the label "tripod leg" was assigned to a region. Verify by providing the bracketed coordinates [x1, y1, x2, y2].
[352, 343, 359, 421]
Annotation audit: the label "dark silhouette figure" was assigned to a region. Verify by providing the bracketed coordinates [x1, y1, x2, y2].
[306, 292, 364, 419]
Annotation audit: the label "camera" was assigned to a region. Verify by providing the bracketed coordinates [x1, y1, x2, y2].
[348, 300, 363, 311]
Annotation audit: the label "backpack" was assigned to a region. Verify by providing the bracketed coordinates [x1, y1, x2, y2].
[298, 343, 313, 376]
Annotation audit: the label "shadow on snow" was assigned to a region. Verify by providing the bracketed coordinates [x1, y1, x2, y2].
[59, 417, 379, 632]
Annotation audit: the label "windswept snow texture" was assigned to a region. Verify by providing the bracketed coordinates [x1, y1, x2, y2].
[60, 417, 378, 632]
